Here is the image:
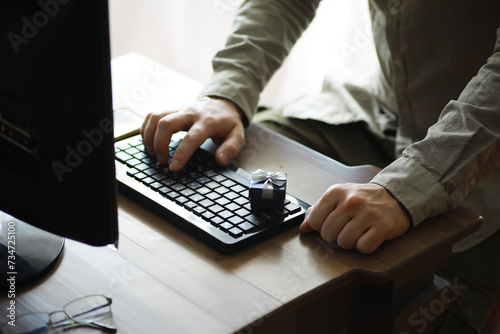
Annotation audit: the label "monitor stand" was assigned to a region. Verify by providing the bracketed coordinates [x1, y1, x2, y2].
[0, 211, 64, 289]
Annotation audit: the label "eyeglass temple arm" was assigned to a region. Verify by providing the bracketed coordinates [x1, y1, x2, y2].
[71, 320, 117, 333]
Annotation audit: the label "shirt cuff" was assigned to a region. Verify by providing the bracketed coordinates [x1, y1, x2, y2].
[370, 156, 449, 227]
[198, 70, 259, 128]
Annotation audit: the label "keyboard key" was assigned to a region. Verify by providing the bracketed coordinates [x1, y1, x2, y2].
[115, 151, 132, 162]
[199, 199, 215, 208]
[184, 201, 197, 210]
[205, 181, 219, 189]
[212, 175, 226, 182]
[208, 204, 224, 214]
[215, 197, 230, 206]
[196, 186, 211, 195]
[231, 184, 246, 193]
[196, 176, 211, 184]
[188, 193, 204, 203]
[192, 206, 205, 216]
[202, 211, 215, 221]
[187, 181, 202, 190]
[225, 203, 240, 212]
[244, 214, 269, 227]
[143, 167, 158, 176]
[165, 191, 181, 201]
[133, 172, 147, 180]
[214, 186, 230, 195]
[228, 226, 243, 238]
[142, 177, 155, 185]
[125, 147, 140, 155]
[237, 221, 255, 233]
[218, 210, 234, 219]
[160, 178, 176, 187]
[228, 216, 243, 225]
[150, 182, 163, 190]
[210, 217, 224, 227]
[126, 158, 142, 167]
[235, 208, 251, 217]
[180, 188, 195, 197]
[171, 183, 186, 192]
[203, 170, 217, 178]
[221, 179, 236, 188]
[206, 192, 220, 200]
[234, 197, 249, 206]
[219, 222, 233, 232]
[224, 191, 239, 200]
[284, 202, 302, 215]
[175, 196, 189, 205]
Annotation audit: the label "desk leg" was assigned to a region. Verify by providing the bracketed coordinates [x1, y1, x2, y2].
[354, 274, 450, 334]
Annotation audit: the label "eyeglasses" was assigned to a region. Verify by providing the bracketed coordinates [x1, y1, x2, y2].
[1, 295, 116, 334]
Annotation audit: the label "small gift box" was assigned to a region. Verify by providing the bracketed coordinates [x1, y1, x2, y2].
[249, 169, 287, 210]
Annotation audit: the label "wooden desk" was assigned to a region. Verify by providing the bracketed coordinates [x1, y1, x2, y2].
[0, 54, 482, 333]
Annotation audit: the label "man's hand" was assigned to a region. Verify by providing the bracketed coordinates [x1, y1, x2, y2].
[140, 97, 245, 171]
[299, 183, 411, 254]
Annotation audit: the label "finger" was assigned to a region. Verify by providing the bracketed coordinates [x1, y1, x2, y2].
[214, 125, 245, 166]
[335, 217, 369, 250]
[354, 226, 385, 254]
[306, 196, 338, 232]
[169, 124, 212, 171]
[140, 113, 156, 154]
[141, 112, 171, 155]
[299, 220, 314, 233]
[139, 113, 151, 138]
[154, 112, 195, 165]
[318, 209, 353, 244]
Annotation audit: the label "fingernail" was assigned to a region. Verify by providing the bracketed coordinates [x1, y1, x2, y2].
[169, 159, 181, 171]
[157, 154, 167, 164]
[218, 152, 229, 165]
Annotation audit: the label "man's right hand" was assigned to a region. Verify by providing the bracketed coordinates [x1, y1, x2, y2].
[140, 96, 246, 172]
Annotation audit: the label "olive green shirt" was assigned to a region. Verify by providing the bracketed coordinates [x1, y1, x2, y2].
[199, 0, 500, 252]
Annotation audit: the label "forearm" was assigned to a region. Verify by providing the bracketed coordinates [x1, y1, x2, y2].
[372, 27, 500, 226]
[199, 0, 320, 126]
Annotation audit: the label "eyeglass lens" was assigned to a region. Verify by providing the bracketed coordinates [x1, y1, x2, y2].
[1, 295, 113, 334]
[64, 295, 111, 321]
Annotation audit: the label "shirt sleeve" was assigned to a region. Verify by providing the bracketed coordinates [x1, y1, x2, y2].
[371, 26, 500, 226]
[198, 0, 320, 126]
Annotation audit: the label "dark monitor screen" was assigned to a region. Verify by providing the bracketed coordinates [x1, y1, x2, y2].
[0, 0, 118, 283]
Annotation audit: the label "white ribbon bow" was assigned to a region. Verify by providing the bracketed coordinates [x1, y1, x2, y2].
[251, 169, 286, 199]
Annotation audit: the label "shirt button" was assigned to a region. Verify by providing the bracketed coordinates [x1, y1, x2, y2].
[469, 178, 477, 187]
[394, 58, 402, 67]
[388, 0, 401, 15]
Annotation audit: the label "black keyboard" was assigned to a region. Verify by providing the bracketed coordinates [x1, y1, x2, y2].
[114, 134, 309, 253]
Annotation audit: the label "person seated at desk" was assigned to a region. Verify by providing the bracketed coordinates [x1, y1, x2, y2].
[140, 0, 500, 332]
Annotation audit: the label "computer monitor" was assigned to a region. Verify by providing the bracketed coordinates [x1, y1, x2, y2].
[0, 0, 118, 287]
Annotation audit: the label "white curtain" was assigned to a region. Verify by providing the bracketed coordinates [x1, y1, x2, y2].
[109, 0, 377, 107]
